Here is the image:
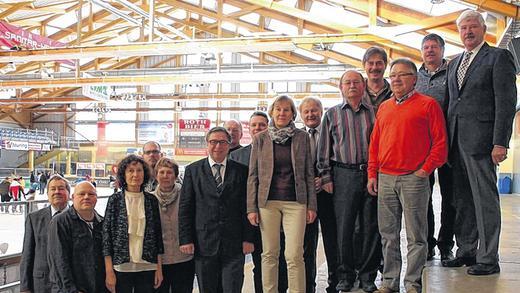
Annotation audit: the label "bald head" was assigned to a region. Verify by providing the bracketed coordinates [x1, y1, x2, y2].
[224, 119, 243, 148]
[73, 181, 97, 216]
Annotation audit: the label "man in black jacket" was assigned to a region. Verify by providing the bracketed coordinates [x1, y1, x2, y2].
[179, 126, 255, 293]
[47, 181, 106, 293]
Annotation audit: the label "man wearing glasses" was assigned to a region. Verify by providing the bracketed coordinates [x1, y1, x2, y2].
[179, 126, 255, 293]
[367, 59, 447, 293]
[142, 141, 163, 192]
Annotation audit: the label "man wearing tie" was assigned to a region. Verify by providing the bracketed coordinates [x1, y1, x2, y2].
[20, 175, 70, 293]
[299, 96, 339, 293]
[318, 71, 379, 293]
[179, 126, 255, 292]
[443, 10, 517, 275]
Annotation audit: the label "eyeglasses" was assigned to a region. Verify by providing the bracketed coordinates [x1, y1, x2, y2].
[143, 150, 161, 155]
[389, 72, 415, 79]
[341, 80, 363, 86]
[208, 140, 230, 146]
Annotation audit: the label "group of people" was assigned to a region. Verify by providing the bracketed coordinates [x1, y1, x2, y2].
[18, 9, 516, 293]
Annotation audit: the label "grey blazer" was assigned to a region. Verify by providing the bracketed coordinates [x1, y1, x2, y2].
[20, 206, 53, 293]
[247, 129, 317, 213]
[446, 43, 517, 155]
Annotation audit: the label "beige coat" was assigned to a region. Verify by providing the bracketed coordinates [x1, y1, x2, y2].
[247, 129, 317, 213]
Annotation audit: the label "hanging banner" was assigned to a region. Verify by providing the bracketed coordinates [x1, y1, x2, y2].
[0, 21, 74, 65]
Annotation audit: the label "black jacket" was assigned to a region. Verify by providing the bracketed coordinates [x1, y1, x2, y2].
[102, 190, 164, 265]
[47, 206, 107, 293]
[179, 158, 254, 257]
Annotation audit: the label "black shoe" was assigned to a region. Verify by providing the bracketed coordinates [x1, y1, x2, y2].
[336, 279, 353, 292]
[360, 280, 377, 292]
[440, 250, 454, 261]
[467, 263, 500, 275]
[427, 249, 435, 261]
[441, 256, 476, 267]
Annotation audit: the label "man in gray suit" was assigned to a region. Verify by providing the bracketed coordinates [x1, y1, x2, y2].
[230, 111, 268, 166]
[442, 10, 517, 275]
[20, 175, 70, 293]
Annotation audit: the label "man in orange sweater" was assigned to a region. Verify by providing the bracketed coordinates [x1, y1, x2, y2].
[367, 58, 448, 293]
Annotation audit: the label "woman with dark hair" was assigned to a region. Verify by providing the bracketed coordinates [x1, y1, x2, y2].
[153, 157, 194, 293]
[102, 154, 164, 293]
[247, 95, 317, 293]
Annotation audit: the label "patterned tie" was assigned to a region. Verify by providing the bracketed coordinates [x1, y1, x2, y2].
[214, 164, 223, 193]
[457, 51, 473, 89]
[308, 128, 317, 165]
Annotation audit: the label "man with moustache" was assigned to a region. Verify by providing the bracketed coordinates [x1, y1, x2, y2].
[20, 175, 71, 293]
[230, 111, 289, 293]
[47, 181, 106, 293]
[368, 59, 447, 293]
[318, 72, 378, 293]
[299, 97, 339, 293]
[142, 141, 163, 192]
[415, 33, 455, 261]
[443, 10, 517, 275]
[224, 119, 244, 153]
[363, 46, 392, 111]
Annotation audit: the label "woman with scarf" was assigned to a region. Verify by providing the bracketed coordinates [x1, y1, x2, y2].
[247, 95, 317, 293]
[102, 154, 164, 293]
[154, 157, 194, 293]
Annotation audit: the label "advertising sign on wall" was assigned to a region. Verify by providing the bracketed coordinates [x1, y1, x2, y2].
[175, 119, 210, 156]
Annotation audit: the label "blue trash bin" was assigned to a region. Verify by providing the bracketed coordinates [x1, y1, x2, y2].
[498, 176, 512, 194]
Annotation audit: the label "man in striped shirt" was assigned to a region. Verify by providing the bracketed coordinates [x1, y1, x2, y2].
[317, 70, 380, 293]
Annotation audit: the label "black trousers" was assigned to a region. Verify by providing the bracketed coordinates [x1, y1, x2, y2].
[333, 167, 381, 283]
[303, 190, 339, 293]
[159, 260, 195, 293]
[115, 270, 155, 293]
[195, 247, 245, 293]
[427, 164, 455, 254]
[251, 230, 288, 293]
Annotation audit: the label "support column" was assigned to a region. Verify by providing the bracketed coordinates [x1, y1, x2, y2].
[66, 151, 72, 176]
[28, 150, 35, 171]
[56, 152, 62, 173]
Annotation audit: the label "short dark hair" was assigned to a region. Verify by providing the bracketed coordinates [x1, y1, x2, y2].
[154, 157, 180, 178]
[390, 58, 418, 76]
[421, 33, 445, 48]
[116, 154, 151, 192]
[250, 111, 268, 122]
[205, 126, 232, 143]
[47, 174, 71, 194]
[362, 46, 388, 66]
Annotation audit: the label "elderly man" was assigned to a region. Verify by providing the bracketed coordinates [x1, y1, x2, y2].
[415, 33, 455, 261]
[142, 141, 163, 192]
[300, 96, 339, 293]
[368, 59, 447, 293]
[47, 181, 106, 293]
[443, 10, 517, 275]
[363, 46, 392, 111]
[318, 72, 378, 293]
[224, 119, 244, 152]
[20, 175, 70, 293]
[179, 126, 254, 293]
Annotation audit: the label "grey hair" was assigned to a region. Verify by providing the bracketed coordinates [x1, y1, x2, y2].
[299, 96, 323, 113]
[205, 126, 232, 143]
[390, 58, 418, 76]
[456, 10, 486, 28]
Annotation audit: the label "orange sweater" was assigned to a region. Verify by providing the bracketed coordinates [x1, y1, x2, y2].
[368, 92, 448, 179]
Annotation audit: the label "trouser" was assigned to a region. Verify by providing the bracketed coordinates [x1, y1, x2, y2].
[259, 200, 307, 293]
[159, 260, 195, 293]
[334, 167, 381, 284]
[251, 230, 288, 293]
[195, 248, 245, 293]
[451, 137, 501, 265]
[316, 190, 339, 292]
[303, 217, 318, 293]
[115, 270, 156, 293]
[378, 173, 430, 292]
[427, 165, 455, 254]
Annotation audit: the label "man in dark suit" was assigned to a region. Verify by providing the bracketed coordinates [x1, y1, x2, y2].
[20, 175, 70, 293]
[443, 10, 517, 276]
[179, 126, 255, 293]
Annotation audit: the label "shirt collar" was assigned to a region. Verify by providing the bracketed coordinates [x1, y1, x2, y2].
[466, 41, 486, 56]
[208, 156, 227, 168]
[341, 97, 371, 111]
[393, 90, 416, 104]
[420, 59, 447, 75]
[50, 204, 68, 217]
[365, 78, 390, 97]
[305, 125, 320, 133]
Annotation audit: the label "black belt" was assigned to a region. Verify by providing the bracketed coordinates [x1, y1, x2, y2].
[332, 161, 367, 171]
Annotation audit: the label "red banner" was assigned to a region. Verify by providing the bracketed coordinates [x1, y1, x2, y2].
[0, 21, 74, 65]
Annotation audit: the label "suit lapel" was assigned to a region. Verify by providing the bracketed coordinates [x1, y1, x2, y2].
[221, 159, 233, 193]
[460, 43, 489, 91]
[450, 53, 463, 96]
[202, 158, 219, 195]
[291, 132, 300, 172]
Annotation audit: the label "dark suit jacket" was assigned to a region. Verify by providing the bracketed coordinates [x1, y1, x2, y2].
[20, 206, 53, 293]
[446, 43, 517, 155]
[178, 158, 254, 257]
[229, 144, 252, 166]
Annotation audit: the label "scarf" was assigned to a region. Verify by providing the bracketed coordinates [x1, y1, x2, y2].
[154, 183, 181, 210]
[268, 120, 296, 144]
